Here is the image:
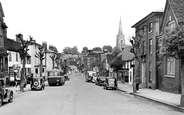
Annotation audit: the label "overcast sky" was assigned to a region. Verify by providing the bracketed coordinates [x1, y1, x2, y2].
[1, 0, 166, 52]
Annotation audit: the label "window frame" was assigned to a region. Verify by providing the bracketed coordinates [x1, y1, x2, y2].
[148, 22, 153, 33]
[149, 39, 152, 54]
[166, 57, 175, 76]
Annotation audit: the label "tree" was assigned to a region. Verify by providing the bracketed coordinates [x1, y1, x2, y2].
[130, 35, 142, 93]
[110, 56, 124, 73]
[35, 45, 45, 78]
[49, 45, 58, 53]
[63, 47, 72, 54]
[71, 46, 79, 55]
[50, 54, 57, 69]
[111, 47, 121, 56]
[92, 47, 102, 51]
[60, 59, 68, 74]
[17, 34, 34, 92]
[102, 45, 112, 53]
[160, 23, 184, 106]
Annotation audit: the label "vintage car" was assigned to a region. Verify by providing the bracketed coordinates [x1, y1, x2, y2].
[85, 71, 95, 82]
[47, 69, 65, 86]
[31, 77, 45, 90]
[0, 78, 13, 107]
[91, 72, 97, 83]
[104, 77, 118, 90]
[95, 76, 106, 86]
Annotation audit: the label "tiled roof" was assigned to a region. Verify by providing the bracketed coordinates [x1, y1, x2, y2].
[169, 0, 184, 23]
[5, 38, 20, 52]
[118, 48, 135, 61]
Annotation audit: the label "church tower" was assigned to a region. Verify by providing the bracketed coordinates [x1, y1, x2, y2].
[116, 17, 126, 50]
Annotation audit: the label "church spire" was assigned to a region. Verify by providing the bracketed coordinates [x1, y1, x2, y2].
[118, 16, 123, 35]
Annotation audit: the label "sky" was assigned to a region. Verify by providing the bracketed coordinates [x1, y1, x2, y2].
[1, 0, 166, 52]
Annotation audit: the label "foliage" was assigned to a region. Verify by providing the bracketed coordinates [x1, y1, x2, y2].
[63, 46, 79, 55]
[160, 24, 184, 58]
[49, 45, 58, 53]
[102, 45, 112, 53]
[81, 46, 88, 54]
[92, 47, 102, 51]
[111, 47, 121, 57]
[110, 56, 124, 72]
[71, 46, 79, 55]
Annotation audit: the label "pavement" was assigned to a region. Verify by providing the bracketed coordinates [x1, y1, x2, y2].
[117, 82, 184, 112]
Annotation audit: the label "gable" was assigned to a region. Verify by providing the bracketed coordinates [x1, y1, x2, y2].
[161, 0, 184, 33]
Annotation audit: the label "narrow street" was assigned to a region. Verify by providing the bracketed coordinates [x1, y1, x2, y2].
[0, 72, 183, 115]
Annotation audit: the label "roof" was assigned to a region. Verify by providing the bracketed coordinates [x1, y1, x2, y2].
[5, 38, 21, 52]
[118, 48, 135, 61]
[132, 12, 163, 28]
[169, 0, 184, 23]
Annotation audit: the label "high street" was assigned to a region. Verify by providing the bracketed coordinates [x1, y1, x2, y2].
[0, 72, 183, 115]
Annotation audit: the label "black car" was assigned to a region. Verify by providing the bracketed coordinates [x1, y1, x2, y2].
[0, 78, 13, 107]
[104, 77, 117, 90]
[31, 77, 45, 90]
[95, 76, 106, 86]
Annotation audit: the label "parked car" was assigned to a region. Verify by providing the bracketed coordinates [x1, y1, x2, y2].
[0, 78, 13, 107]
[95, 76, 106, 86]
[31, 77, 45, 90]
[85, 71, 95, 82]
[104, 77, 117, 90]
[91, 72, 97, 83]
[47, 69, 65, 86]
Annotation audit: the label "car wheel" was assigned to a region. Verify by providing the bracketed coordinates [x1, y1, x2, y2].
[0, 95, 3, 107]
[8, 92, 13, 102]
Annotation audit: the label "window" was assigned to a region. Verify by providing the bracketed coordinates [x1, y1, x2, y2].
[87, 58, 90, 63]
[35, 68, 38, 74]
[149, 39, 152, 54]
[9, 52, 12, 61]
[27, 57, 31, 64]
[148, 22, 153, 32]
[16, 53, 18, 62]
[143, 26, 146, 35]
[142, 41, 145, 54]
[149, 62, 152, 82]
[168, 21, 176, 31]
[166, 57, 175, 76]
[42, 68, 44, 73]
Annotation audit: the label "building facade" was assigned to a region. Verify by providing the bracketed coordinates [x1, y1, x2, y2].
[157, 0, 184, 94]
[132, 12, 163, 89]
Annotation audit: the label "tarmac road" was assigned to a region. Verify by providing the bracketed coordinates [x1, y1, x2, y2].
[0, 72, 183, 115]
